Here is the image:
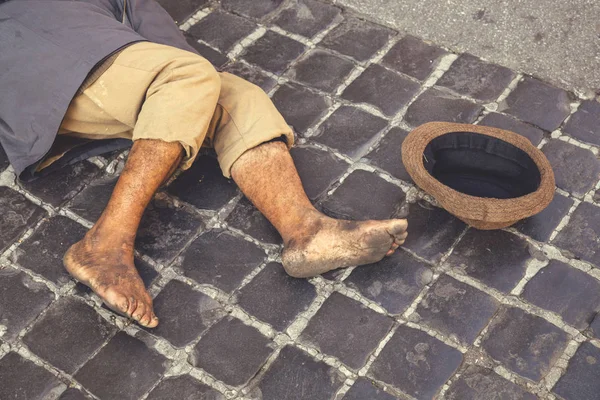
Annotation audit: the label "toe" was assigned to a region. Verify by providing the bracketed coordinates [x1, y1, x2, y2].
[126, 297, 138, 317]
[132, 301, 146, 322]
[388, 219, 408, 236]
[146, 314, 159, 328]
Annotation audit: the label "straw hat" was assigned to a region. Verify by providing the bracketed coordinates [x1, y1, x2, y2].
[401, 122, 555, 230]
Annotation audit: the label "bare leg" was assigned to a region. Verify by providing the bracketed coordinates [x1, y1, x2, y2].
[64, 139, 183, 327]
[231, 141, 408, 278]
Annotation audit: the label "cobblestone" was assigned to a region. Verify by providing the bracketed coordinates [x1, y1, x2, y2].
[221, 0, 284, 19]
[188, 10, 257, 52]
[0, 187, 45, 252]
[478, 112, 545, 146]
[290, 146, 349, 201]
[0, 352, 65, 400]
[272, 0, 341, 38]
[514, 193, 574, 242]
[553, 342, 600, 400]
[290, 49, 355, 93]
[226, 196, 282, 245]
[445, 364, 537, 400]
[271, 82, 332, 135]
[344, 378, 398, 400]
[563, 100, 600, 146]
[222, 62, 277, 92]
[553, 202, 600, 265]
[146, 375, 224, 400]
[381, 35, 448, 81]
[242, 31, 306, 75]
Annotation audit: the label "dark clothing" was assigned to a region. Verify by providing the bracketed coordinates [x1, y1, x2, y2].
[0, 0, 196, 179]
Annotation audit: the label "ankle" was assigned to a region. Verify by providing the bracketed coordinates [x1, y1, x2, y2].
[84, 222, 136, 253]
[282, 208, 328, 245]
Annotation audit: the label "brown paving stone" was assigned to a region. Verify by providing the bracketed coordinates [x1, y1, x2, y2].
[404, 88, 484, 127]
[289, 49, 355, 93]
[188, 10, 257, 52]
[271, 82, 331, 135]
[445, 364, 537, 400]
[564, 100, 600, 146]
[365, 127, 412, 182]
[553, 202, 600, 265]
[290, 146, 349, 201]
[273, 0, 341, 38]
[554, 342, 600, 400]
[243, 31, 306, 75]
[479, 112, 545, 146]
[381, 35, 448, 80]
[0, 187, 45, 253]
[0, 352, 65, 400]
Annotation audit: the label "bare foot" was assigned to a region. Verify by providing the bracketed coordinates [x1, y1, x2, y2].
[281, 213, 408, 278]
[63, 231, 158, 328]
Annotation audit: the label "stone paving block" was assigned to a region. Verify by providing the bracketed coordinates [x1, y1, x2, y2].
[223, 62, 277, 92]
[404, 88, 484, 127]
[222, 0, 284, 19]
[188, 10, 257, 52]
[0, 186, 44, 253]
[381, 35, 448, 81]
[415, 274, 499, 344]
[271, 82, 331, 135]
[69, 176, 118, 222]
[0, 352, 65, 400]
[190, 317, 273, 386]
[321, 17, 395, 62]
[0, 145, 8, 172]
[436, 54, 515, 102]
[522, 260, 600, 329]
[58, 388, 88, 400]
[146, 375, 224, 400]
[15, 216, 87, 285]
[369, 324, 463, 399]
[184, 35, 230, 68]
[344, 378, 398, 400]
[236, 263, 317, 331]
[20, 162, 101, 207]
[289, 49, 355, 92]
[313, 106, 388, 158]
[243, 31, 306, 75]
[553, 202, 600, 265]
[445, 364, 537, 400]
[542, 139, 600, 197]
[179, 229, 266, 293]
[168, 154, 238, 211]
[502, 77, 572, 132]
[321, 169, 406, 220]
[156, 0, 207, 22]
[273, 0, 341, 38]
[150, 280, 225, 348]
[257, 346, 345, 400]
[345, 250, 433, 314]
[290, 146, 349, 201]
[22, 297, 116, 373]
[480, 307, 569, 381]
[447, 229, 531, 293]
[226, 197, 282, 245]
[136, 198, 205, 264]
[300, 292, 394, 369]
[589, 313, 600, 339]
[479, 112, 545, 146]
[342, 64, 420, 116]
[563, 100, 600, 146]
[365, 127, 412, 182]
[513, 193, 573, 242]
[402, 202, 466, 262]
[74, 332, 167, 399]
[554, 342, 600, 400]
[0, 268, 54, 341]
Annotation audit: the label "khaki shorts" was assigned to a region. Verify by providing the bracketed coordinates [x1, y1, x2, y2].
[55, 42, 294, 177]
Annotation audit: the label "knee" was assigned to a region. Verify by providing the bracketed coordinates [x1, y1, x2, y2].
[175, 55, 221, 97]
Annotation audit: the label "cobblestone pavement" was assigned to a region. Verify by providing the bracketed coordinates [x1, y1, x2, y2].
[1, 1, 600, 399]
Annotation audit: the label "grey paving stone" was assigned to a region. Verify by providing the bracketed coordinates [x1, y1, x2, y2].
[223, 62, 277, 92]
[15, 216, 87, 285]
[554, 342, 600, 400]
[20, 162, 101, 207]
[243, 31, 306, 75]
[321, 17, 395, 62]
[365, 127, 412, 182]
[369, 324, 463, 399]
[589, 313, 600, 339]
[321, 169, 406, 220]
[0, 352, 65, 400]
[553, 202, 600, 265]
[522, 260, 600, 329]
[345, 250, 433, 314]
[190, 317, 273, 386]
[271, 82, 331, 135]
[542, 139, 600, 197]
[513, 193, 574, 242]
[502, 77, 572, 132]
[342, 64, 420, 116]
[188, 10, 257, 52]
[381, 35, 448, 81]
[344, 378, 398, 400]
[0, 268, 54, 341]
[415, 274, 499, 344]
[402, 202, 466, 262]
[436, 54, 515, 102]
[480, 307, 569, 381]
[445, 364, 537, 400]
[236, 263, 317, 331]
[226, 197, 282, 245]
[564, 100, 600, 146]
[168, 154, 238, 211]
[150, 280, 225, 347]
[447, 229, 531, 293]
[290, 146, 349, 201]
[74, 332, 167, 399]
[184, 35, 230, 68]
[222, 0, 284, 19]
[273, 0, 341, 38]
[300, 292, 394, 369]
[22, 297, 116, 373]
[136, 198, 205, 264]
[69, 175, 118, 222]
[146, 375, 225, 400]
[0, 186, 45, 252]
[313, 106, 388, 158]
[258, 346, 345, 400]
[0, 145, 8, 172]
[179, 229, 266, 293]
[156, 0, 207, 22]
[404, 88, 484, 127]
[479, 112, 545, 146]
[58, 388, 89, 400]
[289, 49, 355, 92]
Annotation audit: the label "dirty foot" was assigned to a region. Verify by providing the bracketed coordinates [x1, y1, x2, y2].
[282, 213, 408, 278]
[63, 233, 158, 328]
